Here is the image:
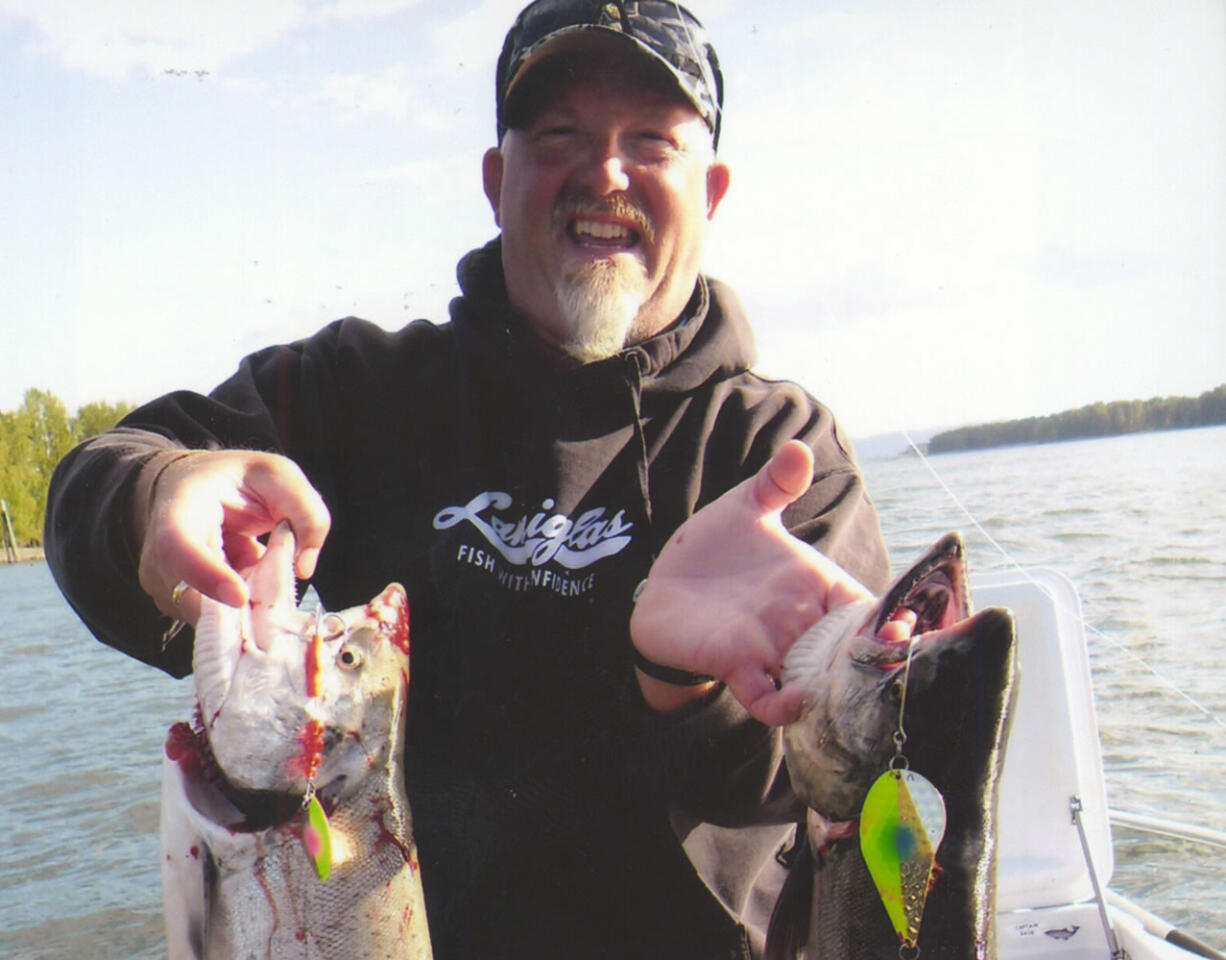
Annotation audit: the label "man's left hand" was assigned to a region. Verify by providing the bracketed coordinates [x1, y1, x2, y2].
[629, 440, 872, 726]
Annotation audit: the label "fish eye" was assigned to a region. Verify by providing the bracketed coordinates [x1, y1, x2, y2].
[336, 645, 363, 671]
[886, 679, 904, 705]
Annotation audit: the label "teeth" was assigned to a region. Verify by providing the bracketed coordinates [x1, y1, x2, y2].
[572, 219, 633, 242]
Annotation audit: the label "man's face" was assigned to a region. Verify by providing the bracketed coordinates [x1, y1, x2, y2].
[483, 57, 730, 363]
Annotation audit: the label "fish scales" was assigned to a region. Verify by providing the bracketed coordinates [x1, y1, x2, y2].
[160, 522, 433, 959]
[767, 533, 1017, 960]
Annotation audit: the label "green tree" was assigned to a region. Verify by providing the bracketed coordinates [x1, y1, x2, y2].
[75, 399, 135, 440]
[928, 383, 1226, 455]
[0, 389, 135, 546]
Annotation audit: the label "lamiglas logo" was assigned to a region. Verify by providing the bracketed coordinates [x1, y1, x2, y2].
[433, 492, 633, 597]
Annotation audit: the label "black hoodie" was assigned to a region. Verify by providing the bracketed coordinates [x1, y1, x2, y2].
[45, 240, 888, 959]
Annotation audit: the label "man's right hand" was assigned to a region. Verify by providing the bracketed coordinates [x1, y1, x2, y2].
[134, 450, 330, 625]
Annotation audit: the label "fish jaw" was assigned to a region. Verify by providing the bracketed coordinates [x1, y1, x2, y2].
[870, 531, 970, 644]
[192, 523, 315, 794]
[781, 532, 982, 818]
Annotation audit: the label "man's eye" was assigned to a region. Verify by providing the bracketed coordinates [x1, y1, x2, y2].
[633, 133, 679, 158]
[536, 125, 579, 140]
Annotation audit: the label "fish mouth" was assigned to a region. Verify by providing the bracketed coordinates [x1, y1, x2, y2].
[858, 532, 970, 667]
[170, 711, 335, 832]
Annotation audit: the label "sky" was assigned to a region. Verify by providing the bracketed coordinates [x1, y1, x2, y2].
[1, 0, 1223, 439]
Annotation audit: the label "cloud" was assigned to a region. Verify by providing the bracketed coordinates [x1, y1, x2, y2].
[0, 0, 428, 79]
[430, 0, 522, 72]
[311, 0, 424, 22]
[311, 63, 424, 121]
[0, 0, 310, 77]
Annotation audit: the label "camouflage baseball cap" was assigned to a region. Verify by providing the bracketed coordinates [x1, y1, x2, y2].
[496, 0, 724, 148]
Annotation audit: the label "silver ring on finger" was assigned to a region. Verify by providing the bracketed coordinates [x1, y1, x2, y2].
[171, 580, 189, 608]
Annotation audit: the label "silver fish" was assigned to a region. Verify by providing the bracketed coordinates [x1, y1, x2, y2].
[160, 522, 432, 959]
[766, 532, 1017, 960]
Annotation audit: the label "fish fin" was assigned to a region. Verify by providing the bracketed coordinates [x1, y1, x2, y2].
[765, 824, 814, 960]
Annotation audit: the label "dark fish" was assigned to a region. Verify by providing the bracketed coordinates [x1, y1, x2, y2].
[767, 532, 1017, 959]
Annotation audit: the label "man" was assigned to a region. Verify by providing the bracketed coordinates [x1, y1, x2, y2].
[45, 1, 889, 957]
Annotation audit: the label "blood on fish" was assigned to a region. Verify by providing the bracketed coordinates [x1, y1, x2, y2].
[367, 586, 410, 655]
[370, 795, 417, 867]
[289, 719, 326, 780]
[165, 721, 203, 774]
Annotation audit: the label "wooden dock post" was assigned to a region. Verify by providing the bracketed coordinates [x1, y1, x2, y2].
[1, 499, 18, 563]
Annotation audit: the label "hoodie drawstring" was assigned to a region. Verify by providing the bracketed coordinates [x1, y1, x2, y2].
[624, 349, 655, 545]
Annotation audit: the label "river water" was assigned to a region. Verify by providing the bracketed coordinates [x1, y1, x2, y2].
[1, 425, 1222, 957]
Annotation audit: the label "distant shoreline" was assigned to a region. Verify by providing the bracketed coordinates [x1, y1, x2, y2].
[926, 424, 1216, 458]
[927, 385, 1226, 455]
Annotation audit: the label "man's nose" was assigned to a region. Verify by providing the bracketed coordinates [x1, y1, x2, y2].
[577, 136, 631, 195]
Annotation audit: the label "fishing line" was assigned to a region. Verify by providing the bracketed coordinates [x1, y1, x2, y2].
[890, 632, 917, 770]
[899, 429, 1226, 736]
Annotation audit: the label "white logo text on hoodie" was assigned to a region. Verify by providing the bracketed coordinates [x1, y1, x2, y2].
[433, 492, 633, 570]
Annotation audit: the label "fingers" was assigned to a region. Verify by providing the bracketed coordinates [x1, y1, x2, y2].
[221, 529, 266, 578]
[752, 439, 815, 514]
[726, 665, 809, 727]
[137, 449, 330, 620]
[241, 458, 330, 578]
[178, 533, 250, 609]
[140, 519, 248, 619]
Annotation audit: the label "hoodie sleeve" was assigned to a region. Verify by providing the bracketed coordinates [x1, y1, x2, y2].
[43, 319, 358, 676]
[45, 427, 199, 676]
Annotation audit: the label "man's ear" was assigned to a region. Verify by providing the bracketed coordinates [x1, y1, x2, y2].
[482, 147, 504, 227]
[706, 160, 731, 220]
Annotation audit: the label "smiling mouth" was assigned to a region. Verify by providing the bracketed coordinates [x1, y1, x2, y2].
[556, 192, 654, 250]
[567, 217, 641, 248]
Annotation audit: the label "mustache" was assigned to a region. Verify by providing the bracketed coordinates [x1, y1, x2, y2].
[552, 192, 655, 246]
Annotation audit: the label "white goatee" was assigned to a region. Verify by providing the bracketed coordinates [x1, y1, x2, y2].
[554, 257, 648, 363]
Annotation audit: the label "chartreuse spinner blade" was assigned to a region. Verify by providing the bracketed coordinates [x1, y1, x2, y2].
[303, 781, 333, 881]
[859, 633, 947, 950]
[860, 767, 946, 947]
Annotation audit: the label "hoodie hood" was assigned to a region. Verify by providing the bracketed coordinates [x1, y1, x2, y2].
[453, 237, 758, 394]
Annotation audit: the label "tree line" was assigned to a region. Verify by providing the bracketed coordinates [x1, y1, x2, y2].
[1, 389, 134, 546]
[928, 383, 1226, 454]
